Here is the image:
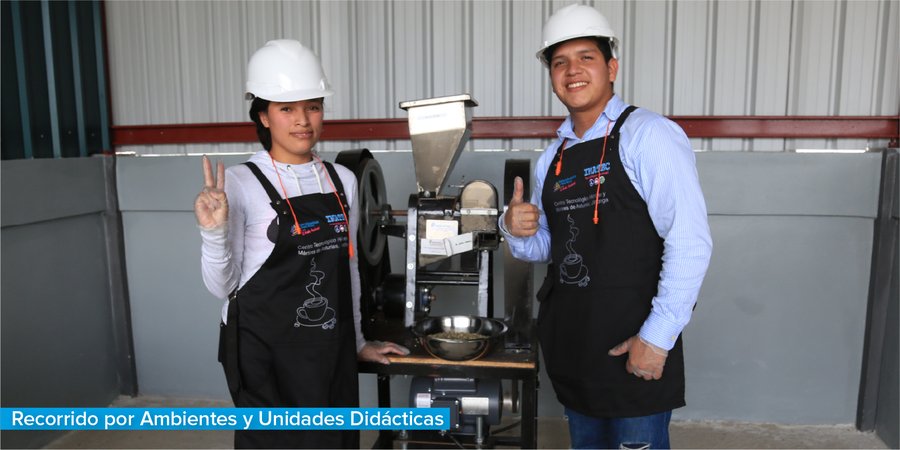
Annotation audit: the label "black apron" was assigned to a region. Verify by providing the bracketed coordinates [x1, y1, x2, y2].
[537, 106, 685, 418]
[218, 161, 360, 449]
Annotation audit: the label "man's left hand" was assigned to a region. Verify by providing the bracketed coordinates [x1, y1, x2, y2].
[358, 341, 410, 365]
[608, 336, 668, 380]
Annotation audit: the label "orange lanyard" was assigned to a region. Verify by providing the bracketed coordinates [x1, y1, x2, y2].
[269, 154, 355, 258]
[554, 120, 613, 224]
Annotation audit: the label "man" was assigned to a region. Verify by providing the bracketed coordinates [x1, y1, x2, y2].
[499, 4, 713, 449]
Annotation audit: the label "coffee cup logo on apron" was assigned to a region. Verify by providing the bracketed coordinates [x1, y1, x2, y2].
[295, 258, 337, 329]
[559, 215, 590, 287]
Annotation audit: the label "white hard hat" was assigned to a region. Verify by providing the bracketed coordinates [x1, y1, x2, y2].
[536, 3, 619, 66]
[245, 39, 334, 102]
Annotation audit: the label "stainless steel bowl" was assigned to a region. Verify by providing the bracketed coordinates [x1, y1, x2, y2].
[412, 315, 507, 361]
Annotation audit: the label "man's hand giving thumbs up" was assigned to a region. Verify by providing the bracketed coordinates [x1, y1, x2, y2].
[504, 176, 541, 237]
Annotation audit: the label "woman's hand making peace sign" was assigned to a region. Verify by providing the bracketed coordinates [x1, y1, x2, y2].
[194, 156, 228, 229]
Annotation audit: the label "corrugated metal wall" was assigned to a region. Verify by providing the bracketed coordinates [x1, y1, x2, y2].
[105, 0, 898, 154]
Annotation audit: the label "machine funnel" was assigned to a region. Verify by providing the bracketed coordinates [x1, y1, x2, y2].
[400, 94, 478, 196]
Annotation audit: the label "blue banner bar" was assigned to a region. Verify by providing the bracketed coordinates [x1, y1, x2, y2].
[0, 408, 450, 431]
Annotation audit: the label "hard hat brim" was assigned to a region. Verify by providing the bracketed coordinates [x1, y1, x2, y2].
[244, 88, 335, 103]
[536, 35, 619, 66]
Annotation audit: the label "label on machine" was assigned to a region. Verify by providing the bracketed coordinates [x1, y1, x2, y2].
[421, 220, 474, 256]
[425, 220, 458, 239]
[421, 233, 474, 256]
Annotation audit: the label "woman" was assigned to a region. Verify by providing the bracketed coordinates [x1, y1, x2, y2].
[195, 39, 407, 449]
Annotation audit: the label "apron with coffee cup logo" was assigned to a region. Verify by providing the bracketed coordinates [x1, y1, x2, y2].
[220, 161, 359, 449]
[537, 106, 685, 418]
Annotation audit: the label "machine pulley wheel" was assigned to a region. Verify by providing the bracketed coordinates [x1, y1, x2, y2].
[336, 150, 388, 267]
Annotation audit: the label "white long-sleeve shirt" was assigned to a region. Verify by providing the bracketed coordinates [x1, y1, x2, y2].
[200, 150, 366, 352]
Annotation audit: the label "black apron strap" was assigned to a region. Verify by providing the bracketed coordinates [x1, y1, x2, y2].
[243, 161, 283, 204]
[321, 161, 350, 210]
[219, 290, 241, 402]
[611, 105, 638, 136]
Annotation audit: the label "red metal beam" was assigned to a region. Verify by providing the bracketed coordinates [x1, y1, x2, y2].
[111, 116, 899, 146]
[673, 116, 899, 140]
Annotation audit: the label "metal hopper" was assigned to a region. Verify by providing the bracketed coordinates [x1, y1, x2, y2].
[400, 94, 478, 196]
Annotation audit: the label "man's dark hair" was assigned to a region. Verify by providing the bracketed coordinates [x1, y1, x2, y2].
[543, 36, 614, 66]
[249, 97, 272, 151]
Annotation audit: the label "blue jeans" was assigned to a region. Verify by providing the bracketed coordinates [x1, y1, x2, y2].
[565, 407, 672, 449]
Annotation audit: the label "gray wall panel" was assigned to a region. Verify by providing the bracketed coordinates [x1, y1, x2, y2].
[0, 158, 121, 447]
[1, 158, 107, 227]
[700, 152, 881, 217]
[1, 217, 119, 406]
[680, 215, 872, 423]
[117, 154, 249, 212]
[122, 211, 229, 398]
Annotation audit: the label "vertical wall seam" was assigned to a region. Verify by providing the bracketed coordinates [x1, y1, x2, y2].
[704, 0, 716, 115]
[426, 0, 433, 97]
[173, 2, 186, 154]
[472, 0, 477, 98]
[625, 0, 635, 103]
[68, 2, 87, 157]
[784, 0, 799, 150]
[831, 0, 847, 116]
[386, 0, 395, 149]
[466, 0, 474, 98]
[871, 0, 890, 114]
[386, 0, 394, 119]
[745, 0, 761, 151]
[174, 2, 184, 127]
[351, 0, 358, 119]
[11, 1, 34, 158]
[542, 0, 550, 116]
[747, 0, 760, 116]
[239, 0, 247, 98]
[313, 1, 321, 58]
[41, 0, 61, 157]
[101, 155, 139, 396]
[786, 0, 801, 117]
[504, 0, 512, 116]
[826, 0, 848, 149]
[279, 1, 285, 43]
[207, 2, 218, 122]
[664, 0, 677, 115]
[504, 0, 513, 150]
[703, 0, 717, 150]
[139, 2, 150, 124]
[92, 0, 110, 152]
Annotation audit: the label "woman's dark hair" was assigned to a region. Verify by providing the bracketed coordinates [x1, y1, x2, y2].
[249, 97, 272, 150]
[543, 36, 614, 66]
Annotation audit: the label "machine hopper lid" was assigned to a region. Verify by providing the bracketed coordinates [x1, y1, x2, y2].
[399, 94, 478, 110]
[399, 94, 479, 195]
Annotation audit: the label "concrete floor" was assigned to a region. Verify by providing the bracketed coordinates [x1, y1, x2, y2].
[43, 396, 887, 449]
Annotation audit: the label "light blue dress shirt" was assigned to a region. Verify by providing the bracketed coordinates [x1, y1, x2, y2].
[499, 95, 713, 351]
